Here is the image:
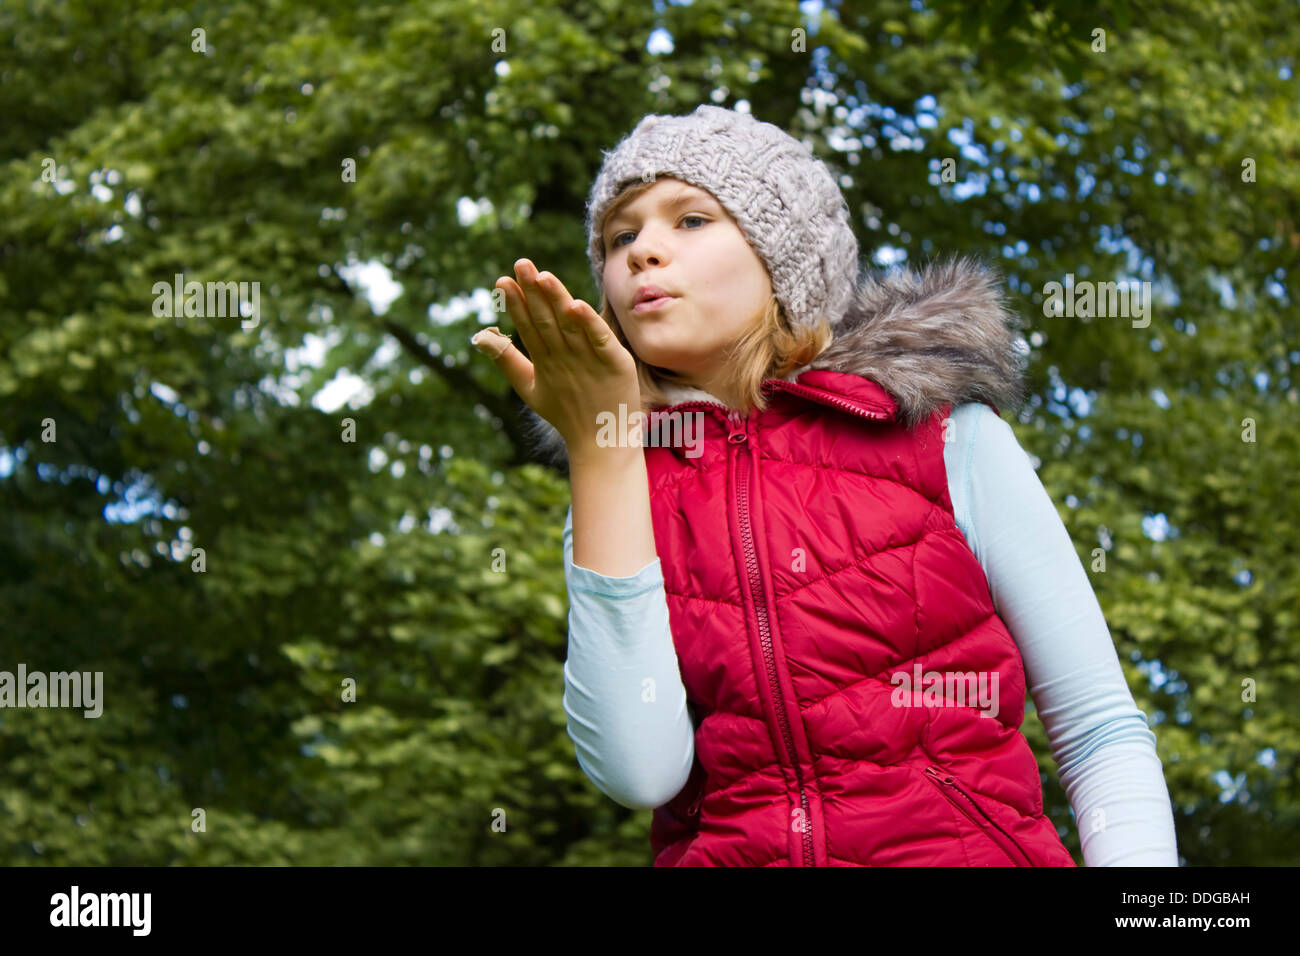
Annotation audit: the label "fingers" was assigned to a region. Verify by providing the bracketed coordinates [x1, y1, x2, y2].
[514, 260, 588, 356]
[513, 260, 558, 357]
[567, 296, 620, 355]
[537, 273, 589, 342]
[538, 272, 608, 358]
[471, 326, 535, 402]
[495, 274, 548, 361]
[497, 260, 597, 360]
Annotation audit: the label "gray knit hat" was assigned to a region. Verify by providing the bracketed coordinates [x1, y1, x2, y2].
[585, 104, 861, 332]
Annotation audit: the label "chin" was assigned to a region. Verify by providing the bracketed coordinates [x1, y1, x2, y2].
[630, 343, 696, 371]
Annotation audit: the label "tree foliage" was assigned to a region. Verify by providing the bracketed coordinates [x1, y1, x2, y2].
[1, 0, 1295, 865]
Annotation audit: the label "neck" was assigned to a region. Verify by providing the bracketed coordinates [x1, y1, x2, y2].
[658, 363, 811, 412]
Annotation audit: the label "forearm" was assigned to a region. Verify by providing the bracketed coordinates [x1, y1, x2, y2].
[561, 547, 695, 807]
[568, 444, 658, 577]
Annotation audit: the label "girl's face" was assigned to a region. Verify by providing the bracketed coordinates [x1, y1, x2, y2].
[600, 177, 771, 395]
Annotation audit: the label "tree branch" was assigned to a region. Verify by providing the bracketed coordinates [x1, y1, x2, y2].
[318, 270, 540, 467]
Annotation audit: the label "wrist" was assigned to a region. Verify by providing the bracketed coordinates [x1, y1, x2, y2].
[566, 435, 647, 470]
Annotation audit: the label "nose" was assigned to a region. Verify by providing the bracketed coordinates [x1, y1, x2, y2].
[625, 226, 668, 271]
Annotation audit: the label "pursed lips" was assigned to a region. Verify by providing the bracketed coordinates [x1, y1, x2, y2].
[633, 292, 678, 312]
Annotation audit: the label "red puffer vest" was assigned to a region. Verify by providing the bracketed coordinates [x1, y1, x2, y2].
[641, 370, 1075, 866]
[522, 256, 1079, 866]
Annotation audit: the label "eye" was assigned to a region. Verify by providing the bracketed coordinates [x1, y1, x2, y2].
[610, 215, 709, 249]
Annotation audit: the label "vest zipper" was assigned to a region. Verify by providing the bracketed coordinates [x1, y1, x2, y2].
[654, 388, 892, 866]
[728, 412, 815, 867]
[653, 401, 740, 833]
[763, 380, 894, 423]
[659, 380, 893, 425]
[923, 765, 1034, 866]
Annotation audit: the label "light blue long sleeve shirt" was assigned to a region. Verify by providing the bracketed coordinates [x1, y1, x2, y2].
[561, 401, 1180, 866]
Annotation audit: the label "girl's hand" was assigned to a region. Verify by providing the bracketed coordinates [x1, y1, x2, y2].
[473, 259, 641, 454]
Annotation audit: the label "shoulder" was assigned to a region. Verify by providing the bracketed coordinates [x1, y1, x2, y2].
[935, 401, 998, 451]
[939, 402, 1032, 482]
[943, 402, 1039, 485]
[944, 401, 1014, 442]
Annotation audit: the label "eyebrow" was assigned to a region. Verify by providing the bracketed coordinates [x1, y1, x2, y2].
[604, 190, 719, 235]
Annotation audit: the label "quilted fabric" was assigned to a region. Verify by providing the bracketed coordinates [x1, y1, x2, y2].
[642, 368, 1077, 867]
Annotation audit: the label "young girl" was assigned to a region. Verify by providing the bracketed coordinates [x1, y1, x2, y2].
[472, 104, 1179, 867]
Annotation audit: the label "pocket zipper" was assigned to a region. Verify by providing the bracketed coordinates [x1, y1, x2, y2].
[924, 765, 1034, 866]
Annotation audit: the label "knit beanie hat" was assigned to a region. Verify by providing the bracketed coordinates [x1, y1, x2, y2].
[585, 104, 862, 332]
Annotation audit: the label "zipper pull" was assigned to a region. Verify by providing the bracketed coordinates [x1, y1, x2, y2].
[924, 765, 954, 785]
[726, 411, 747, 444]
[687, 792, 703, 816]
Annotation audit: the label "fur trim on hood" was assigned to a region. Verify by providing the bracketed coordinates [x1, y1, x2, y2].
[519, 254, 1029, 470]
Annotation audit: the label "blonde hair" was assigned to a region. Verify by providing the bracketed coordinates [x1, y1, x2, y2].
[594, 179, 834, 418]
